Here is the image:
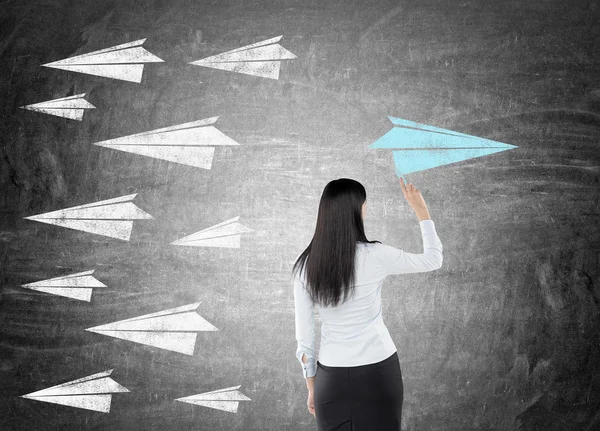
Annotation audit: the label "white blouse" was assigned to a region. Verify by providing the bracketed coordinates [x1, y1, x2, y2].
[293, 219, 443, 378]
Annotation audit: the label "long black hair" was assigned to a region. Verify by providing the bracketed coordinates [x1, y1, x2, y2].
[292, 178, 382, 307]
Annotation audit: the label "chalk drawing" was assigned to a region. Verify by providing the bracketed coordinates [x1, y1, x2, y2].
[21, 369, 129, 413]
[24, 194, 153, 241]
[369, 116, 519, 180]
[171, 216, 254, 248]
[85, 303, 218, 355]
[20, 93, 95, 121]
[93, 116, 239, 168]
[175, 385, 252, 413]
[190, 35, 297, 80]
[20, 270, 106, 302]
[42, 39, 164, 83]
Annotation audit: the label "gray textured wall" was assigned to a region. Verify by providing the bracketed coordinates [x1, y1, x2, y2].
[1, 0, 599, 430]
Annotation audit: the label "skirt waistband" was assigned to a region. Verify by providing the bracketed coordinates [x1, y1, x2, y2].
[317, 351, 398, 372]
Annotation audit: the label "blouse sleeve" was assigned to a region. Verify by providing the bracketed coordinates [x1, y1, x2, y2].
[293, 270, 317, 378]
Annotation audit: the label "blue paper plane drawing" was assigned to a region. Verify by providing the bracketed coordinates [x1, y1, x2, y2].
[42, 39, 164, 82]
[21, 369, 129, 413]
[369, 116, 519, 178]
[20, 93, 95, 121]
[21, 269, 106, 302]
[171, 216, 254, 248]
[86, 302, 218, 355]
[24, 194, 153, 241]
[93, 117, 239, 168]
[190, 35, 297, 80]
[176, 385, 252, 413]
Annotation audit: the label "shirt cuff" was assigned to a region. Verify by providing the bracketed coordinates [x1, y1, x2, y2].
[301, 357, 317, 378]
[419, 218, 435, 233]
[297, 351, 317, 378]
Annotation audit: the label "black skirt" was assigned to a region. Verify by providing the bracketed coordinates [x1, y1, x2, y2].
[314, 351, 403, 431]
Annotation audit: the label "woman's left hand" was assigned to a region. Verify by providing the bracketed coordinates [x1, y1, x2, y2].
[307, 390, 316, 417]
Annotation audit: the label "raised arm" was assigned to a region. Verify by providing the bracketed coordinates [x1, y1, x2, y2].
[379, 219, 443, 275]
[379, 178, 443, 274]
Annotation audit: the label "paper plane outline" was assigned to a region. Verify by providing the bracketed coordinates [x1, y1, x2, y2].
[189, 35, 297, 80]
[20, 93, 95, 121]
[93, 116, 240, 169]
[42, 38, 164, 83]
[21, 369, 129, 413]
[175, 384, 252, 413]
[20, 269, 106, 302]
[85, 302, 219, 355]
[171, 216, 254, 248]
[369, 116, 519, 177]
[23, 193, 153, 241]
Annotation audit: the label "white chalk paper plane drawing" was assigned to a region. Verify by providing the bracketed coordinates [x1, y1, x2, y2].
[176, 385, 252, 413]
[189, 35, 297, 80]
[93, 117, 239, 169]
[171, 216, 254, 248]
[42, 39, 164, 82]
[20, 93, 95, 120]
[369, 116, 519, 179]
[21, 270, 106, 302]
[24, 194, 153, 241]
[85, 302, 218, 355]
[21, 369, 129, 413]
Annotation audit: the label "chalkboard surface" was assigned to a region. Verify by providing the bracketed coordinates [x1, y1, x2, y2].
[1, 0, 599, 430]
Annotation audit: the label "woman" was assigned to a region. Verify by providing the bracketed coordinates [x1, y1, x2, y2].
[293, 177, 443, 430]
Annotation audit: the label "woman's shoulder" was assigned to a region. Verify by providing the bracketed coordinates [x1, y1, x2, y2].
[292, 263, 307, 282]
[358, 241, 399, 260]
[357, 240, 384, 249]
[357, 241, 388, 255]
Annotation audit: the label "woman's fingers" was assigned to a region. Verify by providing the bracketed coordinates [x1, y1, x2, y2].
[400, 177, 416, 193]
[399, 177, 408, 195]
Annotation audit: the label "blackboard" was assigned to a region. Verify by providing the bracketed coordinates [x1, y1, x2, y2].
[1, 0, 599, 430]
